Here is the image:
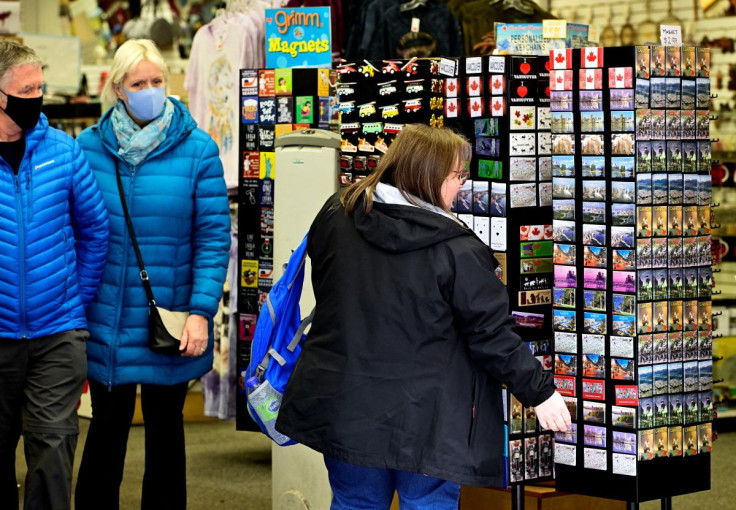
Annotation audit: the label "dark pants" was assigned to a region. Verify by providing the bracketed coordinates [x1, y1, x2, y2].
[75, 380, 189, 510]
[0, 329, 88, 510]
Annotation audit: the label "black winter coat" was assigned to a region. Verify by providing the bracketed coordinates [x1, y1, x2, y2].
[276, 193, 555, 487]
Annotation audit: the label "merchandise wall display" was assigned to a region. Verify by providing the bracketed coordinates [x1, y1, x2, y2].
[236, 67, 335, 430]
[337, 54, 557, 485]
[550, 45, 714, 502]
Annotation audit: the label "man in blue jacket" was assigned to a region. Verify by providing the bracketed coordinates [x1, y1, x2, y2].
[0, 41, 109, 509]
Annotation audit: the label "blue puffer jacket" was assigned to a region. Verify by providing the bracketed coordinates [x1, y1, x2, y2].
[78, 98, 230, 387]
[0, 114, 108, 339]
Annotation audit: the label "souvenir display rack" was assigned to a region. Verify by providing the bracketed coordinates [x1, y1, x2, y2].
[337, 54, 556, 487]
[236, 67, 333, 430]
[550, 45, 713, 503]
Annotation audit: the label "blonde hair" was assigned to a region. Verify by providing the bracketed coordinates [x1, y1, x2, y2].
[0, 41, 43, 86]
[341, 124, 470, 215]
[102, 39, 169, 105]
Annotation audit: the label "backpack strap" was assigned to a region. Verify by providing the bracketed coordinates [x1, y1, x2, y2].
[288, 308, 314, 352]
[255, 307, 315, 379]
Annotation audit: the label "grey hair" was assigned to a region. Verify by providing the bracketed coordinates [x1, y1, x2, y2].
[0, 41, 43, 85]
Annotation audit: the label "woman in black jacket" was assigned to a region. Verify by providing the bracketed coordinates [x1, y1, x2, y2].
[277, 124, 570, 509]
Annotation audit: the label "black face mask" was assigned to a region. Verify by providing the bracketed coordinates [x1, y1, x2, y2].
[0, 90, 42, 130]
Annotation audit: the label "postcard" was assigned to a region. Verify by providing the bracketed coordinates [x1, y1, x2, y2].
[554, 374, 576, 397]
[583, 401, 605, 424]
[554, 331, 577, 354]
[582, 202, 606, 224]
[612, 404, 636, 428]
[612, 271, 636, 294]
[611, 335, 634, 358]
[614, 248, 637, 270]
[554, 243, 576, 265]
[583, 290, 606, 312]
[612, 358, 635, 381]
[555, 354, 577, 376]
[612, 431, 636, 455]
[553, 199, 575, 220]
[555, 442, 576, 466]
[581, 156, 605, 177]
[554, 265, 577, 289]
[582, 378, 605, 400]
[553, 177, 575, 198]
[612, 453, 637, 476]
[582, 334, 605, 355]
[611, 157, 635, 179]
[584, 424, 607, 448]
[553, 309, 576, 332]
[553, 220, 576, 243]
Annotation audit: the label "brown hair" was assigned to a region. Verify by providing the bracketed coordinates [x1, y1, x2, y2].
[341, 124, 470, 215]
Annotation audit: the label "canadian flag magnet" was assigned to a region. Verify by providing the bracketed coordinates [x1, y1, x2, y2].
[582, 47, 604, 69]
[578, 69, 602, 90]
[550, 49, 572, 70]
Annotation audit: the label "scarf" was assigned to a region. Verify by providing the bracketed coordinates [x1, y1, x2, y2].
[372, 182, 460, 223]
[111, 98, 174, 167]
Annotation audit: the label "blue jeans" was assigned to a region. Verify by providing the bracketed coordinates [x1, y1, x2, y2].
[324, 456, 461, 510]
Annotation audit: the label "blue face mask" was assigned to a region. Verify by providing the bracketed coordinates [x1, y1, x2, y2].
[123, 86, 166, 121]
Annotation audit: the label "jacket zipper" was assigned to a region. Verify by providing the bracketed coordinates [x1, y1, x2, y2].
[468, 376, 478, 445]
[108, 161, 138, 389]
[14, 174, 27, 338]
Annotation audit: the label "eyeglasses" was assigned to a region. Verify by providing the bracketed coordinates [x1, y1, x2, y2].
[452, 169, 470, 184]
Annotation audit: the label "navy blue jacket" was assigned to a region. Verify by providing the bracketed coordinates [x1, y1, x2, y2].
[0, 114, 109, 339]
[78, 99, 230, 387]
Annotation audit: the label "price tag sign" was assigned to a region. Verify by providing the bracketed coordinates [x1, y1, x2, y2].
[660, 25, 682, 46]
[543, 19, 567, 39]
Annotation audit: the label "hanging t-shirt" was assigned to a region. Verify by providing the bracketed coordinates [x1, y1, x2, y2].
[185, 11, 265, 189]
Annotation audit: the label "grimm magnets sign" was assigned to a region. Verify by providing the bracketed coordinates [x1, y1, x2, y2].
[265, 7, 331, 68]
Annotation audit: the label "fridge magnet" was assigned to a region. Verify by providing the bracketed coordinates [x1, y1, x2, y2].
[512, 56, 537, 79]
[612, 453, 637, 476]
[698, 422, 713, 453]
[668, 237, 684, 268]
[525, 406, 539, 434]
[653, 397, 669, 427]
[665, 78, 682, 110]
[550, 90, 573, 111]
[669, 300, 684, 332]
[472, 181, 489, 215]
[668, 174, 684, 206]
[445, 77, 459, 98]
[538, 107, 552, 129]
[697, 205, 711, 235]
[669, 426, 683, 456]
[684, 361, 700, 393]
[538, 132, 552, 155]
[582, 378, 605, 401]
[583, 289, 606, 311]
[582, 46, 604, 69]
[611, 110, 635, 133]
[539, 434, 553, 476]
[681, 80, 696, 110]
[611, 133, 635, 156]
[580, 156, 604, 178]
[513, 311, 546, 329]
[637, 207, 653, 237]
[553, 177, 575, 199]
[611, 335, 635, 358]
[580, 90, 604, 111]
[493, 253, 507, 285]
[653, 426, 669, 457]
[652, 269, 668, 301]
[551, 111, 574, 133]
[696, 109, 710, 139]
[550, 69, 573, 91]
[581, 111, 605, 133]
[555, 443, 577, 467]
[682, 46, 696, 77]
[650, 139, 666, 172]
[652, 237, 668, 269]
[612, 405, 637, 428]
[653, 363, 669, 396]
[553, 199, 575, 221]
[698, 302, 712, 333]
[651, 175, 669, 207]
[552, 134, 575, 155]
[521, 257, 553, 274]
[476, 136, 500, 157]
[651, 46, 666, 76]
[509, 133, 537, 156]
[613, 248, 637, 271]
[698, 174, 713, 206]
[510, 106, 536, 129]
[698, 267, 713, 299]
[669, 362, 684, 394]
[681, 110, 696, 139]
[666, 109, 682, 139]
[683, 205, 698, 235]
[612, 314, 636, 337]
[510, 80, 536, 104]
[551, 48, 572, 69]
[467, 76, 482, 97]
[553, 288, 576, 308]
[684, 269, 699, 300]
[612, 431, 636, 455]
[554, 375, 576, 397]
[489, 74, 505, 95]
[552, 156, 575, 177]
[583, 425, 606, 448]
[467, 96, 483, 117]
[650, 77, 666, 108]
[635, 80, 650, 109]
[580, 134, 604, 156]
[609, 67, 633, 89]
[683, 425, 698, 456]
[579, 68, 602, 90]
[489, 183, 507, 216]
[554, 331, 577, 354]
[610, 88, 634, 110]
[583, 246, 607, 268]
[553, 309, 576, 332]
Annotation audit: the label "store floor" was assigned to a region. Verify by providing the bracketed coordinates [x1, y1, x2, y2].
[14, 420, 736, 509]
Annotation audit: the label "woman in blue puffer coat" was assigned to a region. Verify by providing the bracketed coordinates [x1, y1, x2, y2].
[74, 39, 230, 510]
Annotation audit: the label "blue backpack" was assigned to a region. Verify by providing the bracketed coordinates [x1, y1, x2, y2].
[245, 234, 313, 446]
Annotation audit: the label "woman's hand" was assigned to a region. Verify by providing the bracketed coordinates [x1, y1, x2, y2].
[179, 314, 209, 357]
[534, 391, 571, 432]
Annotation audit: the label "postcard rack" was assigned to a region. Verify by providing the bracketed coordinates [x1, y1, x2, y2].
[550, 46, 713, 504]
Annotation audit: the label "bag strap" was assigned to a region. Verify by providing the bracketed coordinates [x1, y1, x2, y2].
[115, 160, 156, 306]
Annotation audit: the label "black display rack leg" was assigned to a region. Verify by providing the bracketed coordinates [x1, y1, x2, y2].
[661, 497, 672, 510]
[627, 502, 639, 510]
[511, 484, 524, 510]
